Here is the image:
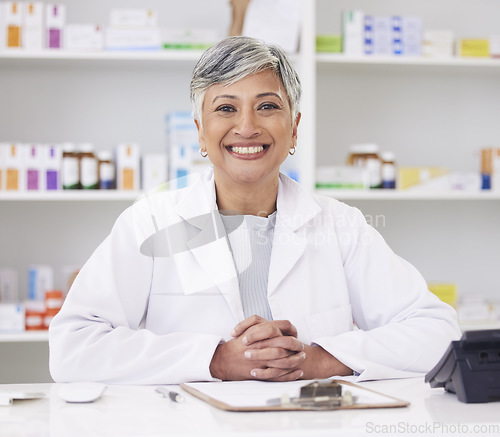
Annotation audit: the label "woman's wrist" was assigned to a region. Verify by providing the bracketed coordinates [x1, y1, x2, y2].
[301, 344, 353, 380]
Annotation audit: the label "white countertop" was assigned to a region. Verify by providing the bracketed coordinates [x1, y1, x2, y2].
[0, 378, 499, 437]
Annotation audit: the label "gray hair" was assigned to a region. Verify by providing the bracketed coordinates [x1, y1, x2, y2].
[190, 36, 301, 124]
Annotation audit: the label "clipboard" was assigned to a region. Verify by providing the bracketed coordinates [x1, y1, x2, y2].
[180, 379, 410, 412]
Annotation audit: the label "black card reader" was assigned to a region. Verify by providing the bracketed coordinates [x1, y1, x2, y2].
[425, 329, 500, 403]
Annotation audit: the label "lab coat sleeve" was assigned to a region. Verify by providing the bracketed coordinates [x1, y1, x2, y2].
[49, 204, 223, 384]
[313, 206, 461, 381]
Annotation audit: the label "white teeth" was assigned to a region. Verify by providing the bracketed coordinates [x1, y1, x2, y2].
[230, 146, 264, 154]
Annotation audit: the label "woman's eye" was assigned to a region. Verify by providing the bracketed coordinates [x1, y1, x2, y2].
[216, 105, 236, 113]
[259, 103, 280, 110]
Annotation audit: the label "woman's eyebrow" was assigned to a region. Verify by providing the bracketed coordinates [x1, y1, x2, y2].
[212, 92, 283, 104]
[212, 94, 237, 103]
[256, 92, 283, 102]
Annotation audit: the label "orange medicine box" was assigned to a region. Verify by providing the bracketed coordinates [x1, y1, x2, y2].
[4, 144, 24, 191]
[4, 2, 24, 48]
[116, 143, 140, 190]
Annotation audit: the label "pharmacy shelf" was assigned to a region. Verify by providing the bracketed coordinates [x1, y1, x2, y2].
[0, 49, 301, 65]
[0, 331, 49, 343]
[316, 53, 500, 69]
[0, 190, 141, 201]
[315, 189, 500, 200]
[2, 190, 500, 201]
[0, 49, 205, 62]
[459, 320, 500, 332]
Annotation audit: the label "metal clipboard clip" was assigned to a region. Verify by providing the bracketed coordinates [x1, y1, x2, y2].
[267, 380, 355, 410]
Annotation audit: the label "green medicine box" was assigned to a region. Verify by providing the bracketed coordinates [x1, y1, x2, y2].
[316, 35, 343, 53]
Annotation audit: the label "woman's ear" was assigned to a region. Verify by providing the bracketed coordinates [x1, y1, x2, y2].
[292, 113, 301, 140]
[194, 119, 205, 148]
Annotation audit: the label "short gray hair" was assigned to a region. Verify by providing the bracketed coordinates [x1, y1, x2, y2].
[190, 36, 301, 124]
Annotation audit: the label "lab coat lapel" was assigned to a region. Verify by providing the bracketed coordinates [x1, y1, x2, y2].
[268, 174, 321, 296]
[175, 169, 244, 321]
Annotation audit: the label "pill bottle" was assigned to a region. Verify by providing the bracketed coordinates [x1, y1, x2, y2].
[79, 143, 99, 190]
[97, 150, 115, 190]
[381, 151, 397, 189]
[481, 148, 492, 190]
[346, 143, 382, 189]
[25, 300, 46, 330]
[62, 143, 80, 189]
[45, 290, 63, 317]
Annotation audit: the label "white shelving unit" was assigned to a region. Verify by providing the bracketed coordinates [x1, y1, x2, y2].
[1, 0, 499, 382]
[0, 331, 49, 343]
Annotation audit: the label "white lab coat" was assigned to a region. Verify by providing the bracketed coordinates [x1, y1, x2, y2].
[49, 167, 461, 384]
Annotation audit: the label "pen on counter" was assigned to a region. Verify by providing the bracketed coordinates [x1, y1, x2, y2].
[155, 387, 185, 403]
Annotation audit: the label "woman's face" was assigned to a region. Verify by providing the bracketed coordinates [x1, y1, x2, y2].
[196, 70, 300, 188]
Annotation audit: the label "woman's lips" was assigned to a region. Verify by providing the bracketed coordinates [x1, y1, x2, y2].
[226, 144, 270, 156]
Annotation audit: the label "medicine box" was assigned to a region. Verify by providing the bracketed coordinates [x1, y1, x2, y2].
[4, 143, 24, 191]
[104, 27, 161, 50]
[65, 24, 103, 51]
[162, 28, 218, 50]
[342, 10, 364, 56]
[109, 9, 158, 28]
[316, 166, 367, 189]
[23, 2, 43, 50]
[116, 143, 140, 190]
[372, 16, 391, 55]
[423, 30, 455, 58]
[28, 265, 54, 301]
[45, 4, 65, 49]
[23, 144, 42, 191]
[0, 144, 5, 190]
[491, 35, 500, 58]
[316, 35, 342, 53]
[166, 111, 207, 189]
[142, 153, 168, 191]
[4, 1, 24, 49]
[457, 39, 490, 57]
[428, 283, 457, 309]
[401, 16, 422, 56]
[398, 167, 449, 190]
[0, 303, 25, 333]
[43, 144, 62, 190]
[0, 268, 19, 302]
[0, 5, 4, 49]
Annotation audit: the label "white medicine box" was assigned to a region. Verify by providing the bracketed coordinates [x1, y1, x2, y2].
[0, 144, 6, 190]
[23, 2, 43, 50]
[109, 8, 158, 28]
[65, 24, 104, 51]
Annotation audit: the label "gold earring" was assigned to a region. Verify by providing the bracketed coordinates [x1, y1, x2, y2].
[200, 149, 208, 158]
[289, 145, 296, 156]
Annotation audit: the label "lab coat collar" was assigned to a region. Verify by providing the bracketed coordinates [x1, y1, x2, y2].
[267, 174, 322, 296]
[174, 168, 244, 321]
[173, 167, 322, 320]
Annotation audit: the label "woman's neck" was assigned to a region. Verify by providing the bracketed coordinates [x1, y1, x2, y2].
[215, 175, 279, 217]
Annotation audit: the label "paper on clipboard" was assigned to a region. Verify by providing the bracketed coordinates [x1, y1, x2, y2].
[180, 380, 409, 412]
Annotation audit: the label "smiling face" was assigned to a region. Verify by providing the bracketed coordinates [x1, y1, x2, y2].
[195, 70, 300, 192]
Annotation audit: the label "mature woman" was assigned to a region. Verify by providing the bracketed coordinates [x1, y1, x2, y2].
[49, 36, 460, 384]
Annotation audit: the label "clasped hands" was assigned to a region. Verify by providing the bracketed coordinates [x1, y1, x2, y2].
[209, 315, 352, 382]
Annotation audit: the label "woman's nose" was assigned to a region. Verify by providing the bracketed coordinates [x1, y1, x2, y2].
[233, 111, 260, 138]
